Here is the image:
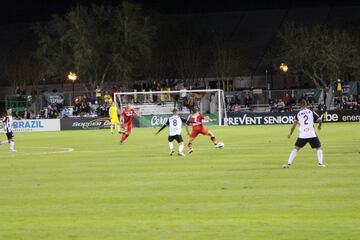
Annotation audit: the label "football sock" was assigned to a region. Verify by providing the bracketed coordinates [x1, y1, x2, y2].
[110, 125, 114, 133]
[211, 137, 218, 145]
[188, 143, 193, 149]
[179, 143, 184, 153]
[317, 148, 323, 165]
[168, 142, 174, 151]
[121, 134, 129, 142]
[9, 141, 15, 150]
[117, 125, 121, 132]
[287, 149, 298, 165]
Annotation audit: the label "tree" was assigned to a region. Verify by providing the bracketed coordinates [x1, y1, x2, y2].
[212, 37, 248, 91]
[34, 1, 155, 95]
[276, 23, 360, 106]
[174, 37, 210, 87]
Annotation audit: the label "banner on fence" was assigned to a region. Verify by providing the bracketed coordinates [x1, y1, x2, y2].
[0, 119, 61, 132]
[224, 110, 360, 125]
[139, 114, 218, 128]
[60, 116, 140, 130]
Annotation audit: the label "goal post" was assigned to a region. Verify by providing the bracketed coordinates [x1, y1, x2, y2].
[114, 89, 227, 126]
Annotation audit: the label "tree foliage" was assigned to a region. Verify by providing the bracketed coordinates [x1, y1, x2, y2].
[276, 23, 360, 89]
[34, 1, 155, 94]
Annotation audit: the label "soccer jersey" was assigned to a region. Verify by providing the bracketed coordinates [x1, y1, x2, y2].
[167, 115, 186, 136]
[186, 114, 204, 127]
[122, 108, 136, 123]
[109, 106, 118, 120]
[2, 115, 13, 133]
[295, 108, 320, 139]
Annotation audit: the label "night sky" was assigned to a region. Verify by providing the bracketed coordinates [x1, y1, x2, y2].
[1, 0, 360, 24]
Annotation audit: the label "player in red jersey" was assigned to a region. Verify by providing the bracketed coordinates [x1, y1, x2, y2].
[119, 103, 137, 144]
[185, 108, 222, 153]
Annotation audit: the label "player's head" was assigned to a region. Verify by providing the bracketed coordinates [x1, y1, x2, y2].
[126, 103, 132, 109]
[171, 108, 178, 115]
[299, 99, 307, 108]
[193, 107, 200, 114]
[6, 108, 12, 115]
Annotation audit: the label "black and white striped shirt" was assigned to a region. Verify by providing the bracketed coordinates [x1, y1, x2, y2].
[2, 115, 13, 133]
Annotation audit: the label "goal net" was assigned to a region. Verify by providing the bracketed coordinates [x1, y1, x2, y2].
[114, 89, 227, 127]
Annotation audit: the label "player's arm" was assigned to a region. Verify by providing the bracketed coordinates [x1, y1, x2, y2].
[155, 119, 169, 135]
[203, 115, 216, 122]
[288, 115, 298, 138]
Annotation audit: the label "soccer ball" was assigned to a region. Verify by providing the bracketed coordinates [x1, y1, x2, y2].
[216, 142, 224, 149]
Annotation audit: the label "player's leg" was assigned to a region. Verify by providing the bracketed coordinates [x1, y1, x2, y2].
[205, 129, 220, 146]
[120, 123, 132, 144]
[310, 137, 325, 167]
[116, 123, 121, 134]
[168, 136, 175, 155]
[316, 147, 325, 167]
[0, 139, 10, 145]
[110, 123, 114, 134]
[187, 131, 198, 153]
[187, 137, 194, 153]
[6, 133, 16, 152]
[283, 138, 305, 168]
[9, 139, 15, 152]
[176, 135, 185, 156]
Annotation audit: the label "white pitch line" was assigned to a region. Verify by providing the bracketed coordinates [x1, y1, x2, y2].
[8, 147, 75, 156]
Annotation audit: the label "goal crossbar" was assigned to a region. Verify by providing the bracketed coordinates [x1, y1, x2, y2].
[117, 89, 223, 95]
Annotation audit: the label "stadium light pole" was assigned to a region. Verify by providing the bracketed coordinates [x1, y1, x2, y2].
[68, 72, 77, 104]
[279, 63, 288, 88]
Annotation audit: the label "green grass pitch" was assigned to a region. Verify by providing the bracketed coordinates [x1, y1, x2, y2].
[0, 123, 359, 240]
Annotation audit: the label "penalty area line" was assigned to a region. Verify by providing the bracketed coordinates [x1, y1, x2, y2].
[10, 147, 75, 155]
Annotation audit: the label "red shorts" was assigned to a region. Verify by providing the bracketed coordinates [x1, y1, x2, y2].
[123, 122, 133, 134]
[190, 126, 209, 138]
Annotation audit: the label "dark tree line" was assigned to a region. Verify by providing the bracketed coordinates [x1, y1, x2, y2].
[1, 2, 360, 96]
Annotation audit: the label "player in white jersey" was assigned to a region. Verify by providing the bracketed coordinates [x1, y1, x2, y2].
[155, 108, 187, 156]
[0, 108, 16, 152]
[283, 100, 324, 168]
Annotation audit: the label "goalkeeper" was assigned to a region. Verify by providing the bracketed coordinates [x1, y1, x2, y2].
[108, 100, 121, 134]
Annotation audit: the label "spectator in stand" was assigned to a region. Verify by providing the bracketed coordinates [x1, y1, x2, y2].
[244, 93, 252, 109]
[14, 111, 21, 120]
[282, 93, 292, 112]
[96, 85, 102, 104]
[269, 99, 277, 112]
[73, 98, 81, 116]
[48, 104, 59, 118]
[353, 101, 359, 110]
[187, 95, 195, 113]
[336, 79, 343, 96]
[15, 86, 21, 96]
[277, 99, 285, 112]
[318, 102, 326, 111]
[289, 93, 296, 111]
[179, 85, 187, 110]
[232, 103, 241, 112]
[103, 91, 112, 110]
[23, 109, 31, 119]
